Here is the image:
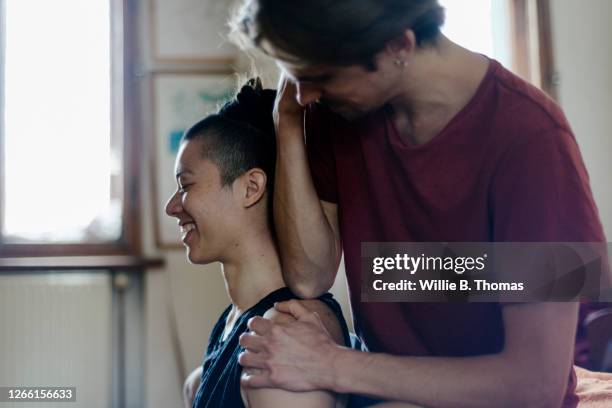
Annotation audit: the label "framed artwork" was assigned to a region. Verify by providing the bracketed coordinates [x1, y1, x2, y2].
[150, 0, 237, 64]
[151, 71, 236, 248]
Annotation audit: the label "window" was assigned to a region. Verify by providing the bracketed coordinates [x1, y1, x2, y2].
[439, 0, 556, 98]
[0, 0, 140, 256]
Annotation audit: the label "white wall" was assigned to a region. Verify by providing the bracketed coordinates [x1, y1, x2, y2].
[550, 0, 612, 238]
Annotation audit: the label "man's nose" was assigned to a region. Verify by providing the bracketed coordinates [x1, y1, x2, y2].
[165, 191, 181, 218]
[295, 82, 322, 107]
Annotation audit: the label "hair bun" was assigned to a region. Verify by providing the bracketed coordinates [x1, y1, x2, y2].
[223, 77, 276, 138]
[236, 77, 263, 106]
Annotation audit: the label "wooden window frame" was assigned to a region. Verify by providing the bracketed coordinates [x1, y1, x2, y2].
[0, 0, 142, 257]
[510, 0, 558, 99]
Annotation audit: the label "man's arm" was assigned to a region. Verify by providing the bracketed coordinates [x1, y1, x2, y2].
[273, 77, 342, 298]
[241, 301, 578, 408]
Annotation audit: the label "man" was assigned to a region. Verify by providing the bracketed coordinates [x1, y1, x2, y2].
[231, 1, 605, 407]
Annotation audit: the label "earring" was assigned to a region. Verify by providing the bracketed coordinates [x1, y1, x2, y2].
[394, 59, 408, 67]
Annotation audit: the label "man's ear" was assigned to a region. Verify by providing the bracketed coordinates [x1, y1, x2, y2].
[385, 29, 417, 58]
[241, 168, 267, 208]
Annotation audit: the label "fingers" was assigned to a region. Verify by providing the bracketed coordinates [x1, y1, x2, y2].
[277, 73, 296, 93]
[241, 368, 274, 389]
[238, 349, 268, 370]
[246, 315, 273, 335]
[282, 78, 298, 100]
[274, 299, 313, 320]
[238, 331, 266, 352]
[275, 74, 301, 116]
[276, 72, 288, 89]
[275, 74, 292, 102]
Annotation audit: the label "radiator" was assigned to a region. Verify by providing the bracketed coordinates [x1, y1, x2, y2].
[0, 272, 112, 408]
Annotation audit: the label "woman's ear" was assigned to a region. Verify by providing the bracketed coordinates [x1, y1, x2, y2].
[241, 168, 268, 208]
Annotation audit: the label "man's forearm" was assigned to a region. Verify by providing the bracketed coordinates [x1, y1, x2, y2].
[274, 123, 339, 298]
[329, 348, 568, 408]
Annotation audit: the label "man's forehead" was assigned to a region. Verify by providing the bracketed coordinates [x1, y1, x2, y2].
[276, 60, 337, 82]
[259, 39, 303, 64]
[259, 39, 336, 77]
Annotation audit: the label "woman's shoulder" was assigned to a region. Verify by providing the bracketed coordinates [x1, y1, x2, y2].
[262, 298, 348, 347]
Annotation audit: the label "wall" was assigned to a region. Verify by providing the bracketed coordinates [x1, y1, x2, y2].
[550, 0, 612, 238]
[141, 1, 612, 407]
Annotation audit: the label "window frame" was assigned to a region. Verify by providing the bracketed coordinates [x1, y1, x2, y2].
[0, 0, 142, 257]
[510, 0, 557, 99]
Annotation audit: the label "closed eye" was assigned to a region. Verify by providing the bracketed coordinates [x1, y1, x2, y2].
[178, 184, 191, 194]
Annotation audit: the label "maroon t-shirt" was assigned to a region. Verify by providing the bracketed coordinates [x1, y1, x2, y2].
[305, 59, 605, 406]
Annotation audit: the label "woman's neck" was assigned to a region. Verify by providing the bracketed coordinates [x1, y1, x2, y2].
[220, 230, 286, 314]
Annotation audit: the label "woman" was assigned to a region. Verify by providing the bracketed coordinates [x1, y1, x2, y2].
[165, 79, 351, 408]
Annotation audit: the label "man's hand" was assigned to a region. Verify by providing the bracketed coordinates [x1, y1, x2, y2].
[182, 365, 202, 408]
[238, 300, 340, 392]
[273, 75, 304, 134]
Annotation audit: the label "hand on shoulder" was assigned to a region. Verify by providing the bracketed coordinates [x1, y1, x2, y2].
[239, 299, 345, 407]
[269, 298, 346, 346]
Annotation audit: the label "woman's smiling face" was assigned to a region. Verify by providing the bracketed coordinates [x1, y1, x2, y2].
[165, 138, 241, 264]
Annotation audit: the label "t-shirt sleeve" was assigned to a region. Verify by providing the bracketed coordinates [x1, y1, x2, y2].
[490, 127, 605, 242]
[305, 105, 339, 203]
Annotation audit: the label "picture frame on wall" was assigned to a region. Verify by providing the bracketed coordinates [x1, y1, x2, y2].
[151, 71, 237, 248]
[150, 0, 237, 64]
